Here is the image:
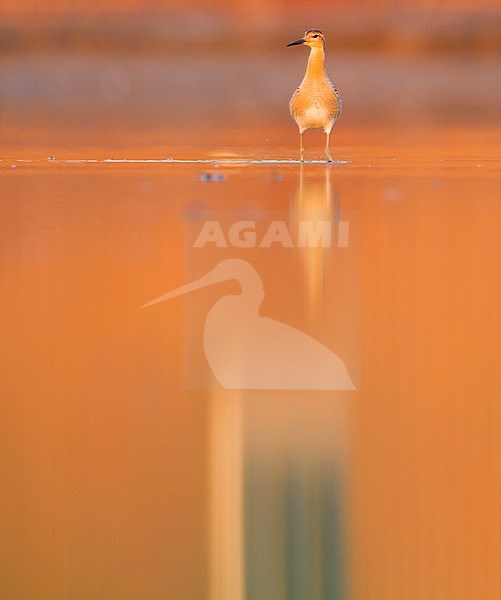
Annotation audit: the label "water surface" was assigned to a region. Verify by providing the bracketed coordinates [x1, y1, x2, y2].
[1, 124, 500, 599]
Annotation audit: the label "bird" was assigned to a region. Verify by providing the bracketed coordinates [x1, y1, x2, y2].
[142, 259, 355, 390]
[287, 29, 342, 162]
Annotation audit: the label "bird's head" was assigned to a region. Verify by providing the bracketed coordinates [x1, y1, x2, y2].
[287, 29, 325, 50]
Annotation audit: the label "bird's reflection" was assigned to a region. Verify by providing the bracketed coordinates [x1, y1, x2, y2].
[155, 165, 351, 600]
[291, 164, 342, 329]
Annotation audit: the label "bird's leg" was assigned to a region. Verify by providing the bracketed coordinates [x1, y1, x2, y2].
[299, 130, 305, 162]
[325, 130, 333, 162]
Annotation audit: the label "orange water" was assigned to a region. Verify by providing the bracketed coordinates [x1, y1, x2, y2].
[1, 123, 500, 598]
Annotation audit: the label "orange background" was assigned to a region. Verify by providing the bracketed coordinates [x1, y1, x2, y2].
[1, 0, 500, 598]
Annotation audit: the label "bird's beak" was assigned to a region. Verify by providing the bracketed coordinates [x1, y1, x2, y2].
[287, 38, 306, 47]
[142, 270, 224, 308]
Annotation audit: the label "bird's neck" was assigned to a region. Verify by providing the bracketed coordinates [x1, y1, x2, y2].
[305, 46, 327, 80]
[241, 285, 265, 310]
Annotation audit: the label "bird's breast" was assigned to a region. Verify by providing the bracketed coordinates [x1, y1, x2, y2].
[289, 79, 342, 129]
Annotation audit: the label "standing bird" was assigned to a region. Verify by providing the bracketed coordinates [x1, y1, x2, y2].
[288, 29, 342, 162]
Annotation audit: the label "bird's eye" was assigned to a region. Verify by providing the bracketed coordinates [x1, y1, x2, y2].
[312, 34, 319, 38]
